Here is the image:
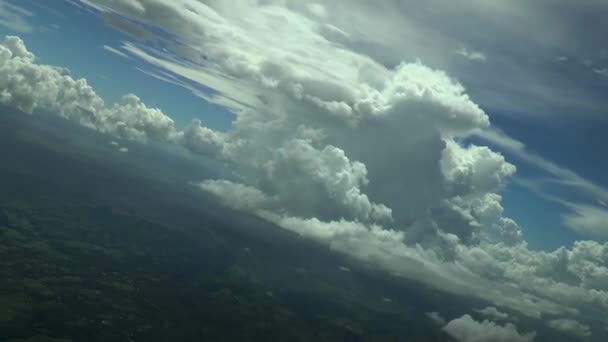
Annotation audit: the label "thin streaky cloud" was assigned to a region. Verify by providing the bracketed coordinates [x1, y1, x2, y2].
[103, 44, 131, 59]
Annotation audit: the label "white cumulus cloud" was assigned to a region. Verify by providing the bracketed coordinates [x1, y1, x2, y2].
[0, 36, 179, 142]
[443, 314, 535, 342]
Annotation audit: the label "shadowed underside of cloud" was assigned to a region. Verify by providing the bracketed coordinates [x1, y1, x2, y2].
[1, 0, 608, 334]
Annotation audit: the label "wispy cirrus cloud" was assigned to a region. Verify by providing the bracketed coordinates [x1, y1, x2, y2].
[475, 127, 608, 240]
[475, 128, 608, 205]
[0, 0, 34, 33]
[102, 44, 131, 59]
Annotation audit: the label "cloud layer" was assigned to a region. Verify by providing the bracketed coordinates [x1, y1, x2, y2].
[0, 36, 179, 142]
[548, 318, 592, 338]
[2, 0, 608, 336]
[443, 314, 535, 342]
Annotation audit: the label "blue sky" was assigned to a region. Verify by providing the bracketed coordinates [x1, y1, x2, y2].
[2, 0, 607, 251]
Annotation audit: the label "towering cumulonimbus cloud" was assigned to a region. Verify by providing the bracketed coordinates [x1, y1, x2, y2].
[100, 0, 516, 251]
[2, 0, 608, 333]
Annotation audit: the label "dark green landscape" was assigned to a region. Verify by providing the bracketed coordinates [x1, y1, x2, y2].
[0, 109, 463, 341]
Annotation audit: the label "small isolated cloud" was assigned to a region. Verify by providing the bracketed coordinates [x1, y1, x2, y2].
[338, 265, 351, 272]
[548, 318, 592, 337]
[593, 68, 608, 77]
[0, 0, 33, 33]
[456, 47, 487, 62]
[109, 140, 128, 153]
[103, 45, 131, 59]
[426, 312, 446, 326]
[443, 314, 535, 342]
[474, 306, 510, 321]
